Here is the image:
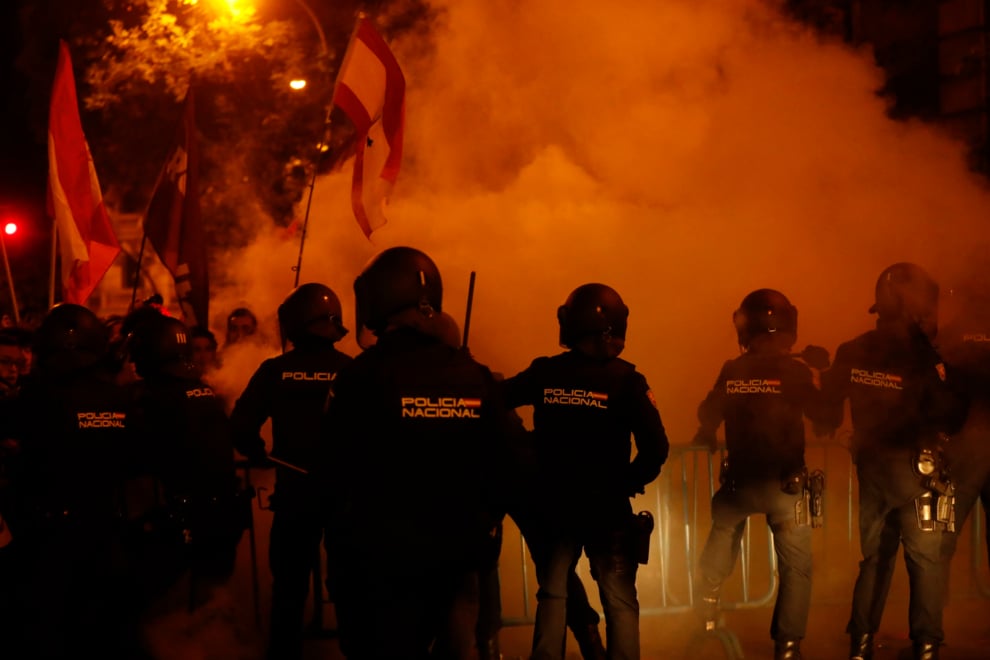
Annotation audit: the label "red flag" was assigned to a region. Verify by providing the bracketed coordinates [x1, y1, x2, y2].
[143, 90, 209, 327]
[332, 17, 406, 238]
[46, 40, 121, 305]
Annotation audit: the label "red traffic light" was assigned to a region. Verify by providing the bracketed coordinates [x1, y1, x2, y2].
[3, 222, 15, 236]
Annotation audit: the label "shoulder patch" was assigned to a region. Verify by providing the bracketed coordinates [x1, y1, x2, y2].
[646, 389, 658, 409]
[935, 362, 946, 382]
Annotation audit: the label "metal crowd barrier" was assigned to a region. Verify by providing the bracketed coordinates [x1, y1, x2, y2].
[498, 438, 990, 629]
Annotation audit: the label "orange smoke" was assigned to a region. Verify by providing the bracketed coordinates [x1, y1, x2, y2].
[209, 0, 990, 442]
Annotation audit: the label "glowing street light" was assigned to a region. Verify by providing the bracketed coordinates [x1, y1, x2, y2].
[289, 79, 307, 90]
[0, 219, 20, 324]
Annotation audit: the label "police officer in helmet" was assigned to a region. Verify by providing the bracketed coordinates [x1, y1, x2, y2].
[318, 247, 511, 659]
[8, 303, 145, 656]
[503, 283, 669, 660]
[934, 278, 990, 580]
[693, 289, 831, 660]
[820, 263, 968, 660]
[230, 282, 352, 660]
[127, 311, 242, 608]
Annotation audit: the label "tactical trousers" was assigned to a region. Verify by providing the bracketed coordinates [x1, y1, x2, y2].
[267, 509, 324, 660]
[18, 519, 147, 658]
[532, 523, 639, 660]
[511, 505, 603, 634]
[942, 424, 990, 572]
[848, 449, 945, 644]
[698, 479, 812, 642]
[334, 558, 467, 660]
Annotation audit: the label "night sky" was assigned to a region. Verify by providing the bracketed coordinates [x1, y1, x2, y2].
[0, 0, 46, 222]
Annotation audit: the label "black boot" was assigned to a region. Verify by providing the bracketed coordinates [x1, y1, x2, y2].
[849, 633, 874, 660]
[913, 641, 939, 660]
[572, 623, 607, 660]
[774, 639, 803, 660]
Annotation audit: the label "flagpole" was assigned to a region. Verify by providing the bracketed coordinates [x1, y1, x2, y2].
[48, 223, 57, 309]
[130, 233, 148, 311]
[291, 12, 365, 287]
[0, 232, 20, 325]
[292, 109, 331, 288]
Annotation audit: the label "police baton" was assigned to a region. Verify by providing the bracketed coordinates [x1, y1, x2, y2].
[462, 271, 476, 350]
[268, 455, 310, 475]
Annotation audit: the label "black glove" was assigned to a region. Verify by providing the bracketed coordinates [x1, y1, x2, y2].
[811, 421, 835, 440]
[627, 481, 646, 498]
[800, 344, 831, 370]
[692, 428, 718, 453]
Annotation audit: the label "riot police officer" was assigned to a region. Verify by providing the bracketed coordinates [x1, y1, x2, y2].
[820, 263, 968, 660]
[8, 303, 145, 656]
[935, 281, 990, 574]
[500, 406, 609, 660]
[318, 246, 511, 659]
[502, 283, 669, 660]
[230, 282, 352, 660]
[692, 289, 831, 660]
[127, 311, 243, 609]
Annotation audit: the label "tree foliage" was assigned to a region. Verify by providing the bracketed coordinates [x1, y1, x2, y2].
[83, 0, 332, 236]
[14, 0, 433, 293]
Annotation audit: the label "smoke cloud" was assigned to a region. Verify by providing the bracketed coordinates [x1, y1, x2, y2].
[210, 0, 990, 443]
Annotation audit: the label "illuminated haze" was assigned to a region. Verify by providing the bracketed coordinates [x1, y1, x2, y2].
[210, 0, 990, 442]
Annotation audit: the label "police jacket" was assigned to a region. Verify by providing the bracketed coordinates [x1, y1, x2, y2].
[936, 308, 990, 460]
[231, 339, 352, 497]
[938, 310, 990, 406]
[10, 366, 138, 523]
[820, 320, 968, 455]
[697, 349, 826, 482]
[320, 326, 509, 567]
[502, 350, 668, 519]
[136, 373, 235, 503]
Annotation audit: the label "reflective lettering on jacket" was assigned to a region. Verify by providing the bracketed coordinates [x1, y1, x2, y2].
[282, 371, 336, 382]
[726, 379, 782, 394]
[400, 396, 482, 419]
[186, 387, 215, 398]
[542, 388, 609, 409]
[850, 368, 903, 390]
[962, 333, 990, 343]
[77, 411, 126, 429]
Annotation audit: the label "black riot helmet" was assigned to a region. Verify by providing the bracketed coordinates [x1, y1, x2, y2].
[127, 313, 197, 380]
[870, 262, 939, 338]
[557, 283, 629, 354]
[34, 303, 109, 372]
[278, 283, 348, 347]
[353, 247, 443, 347]
[733, 288, 798, 351]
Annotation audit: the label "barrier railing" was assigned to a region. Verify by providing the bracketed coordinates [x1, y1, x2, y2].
[974, 499, 989, 598]
[499, 438, 989, 631]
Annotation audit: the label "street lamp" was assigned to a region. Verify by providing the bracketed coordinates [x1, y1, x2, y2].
[282, 0, 334, 287]
[290, 0, 329, 58]
[217, 0, 334, 286]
